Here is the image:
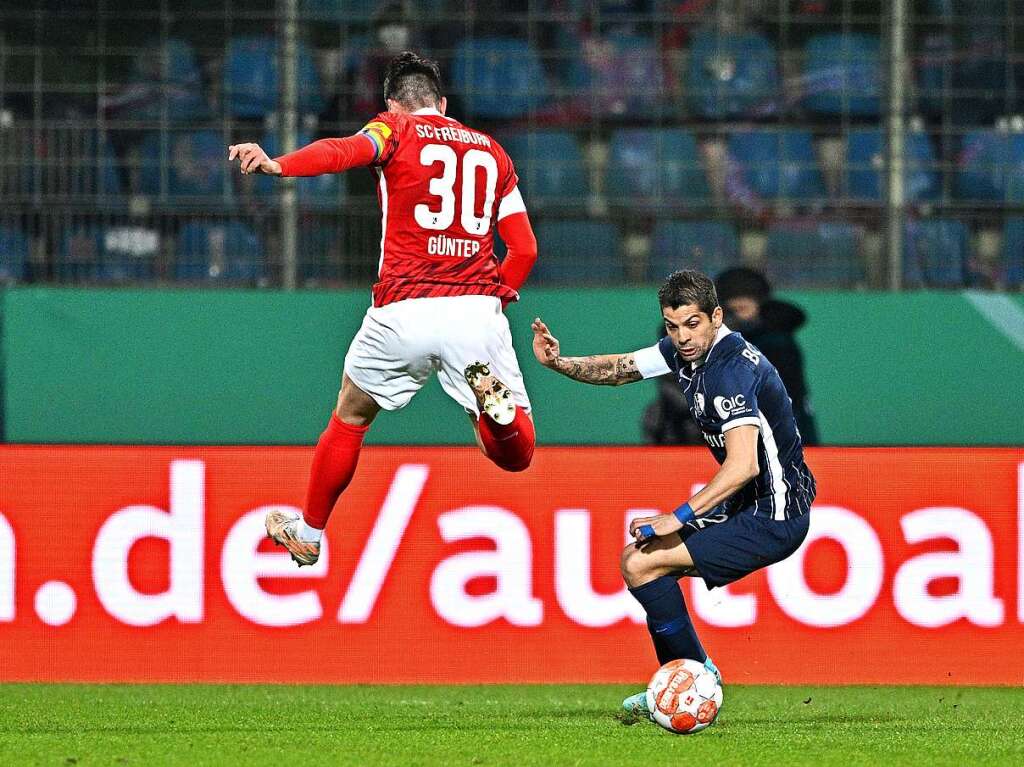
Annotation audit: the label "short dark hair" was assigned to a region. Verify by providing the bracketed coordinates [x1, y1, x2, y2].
[383, 51, 442, 109]
[658, 269, 719, 316]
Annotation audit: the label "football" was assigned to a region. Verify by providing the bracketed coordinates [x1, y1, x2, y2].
[645, 658, 723, 734]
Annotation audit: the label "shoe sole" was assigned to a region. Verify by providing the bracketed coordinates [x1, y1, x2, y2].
[464, 361, 516, 426]
[265, 511, 320, 567]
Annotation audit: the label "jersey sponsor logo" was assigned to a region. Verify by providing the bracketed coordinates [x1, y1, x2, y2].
[742, 343, 761, 366]
[714, 394, 749, 419]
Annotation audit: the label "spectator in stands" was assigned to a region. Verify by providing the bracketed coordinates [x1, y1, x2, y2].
[343, 3, 423, 118]
[715, 267, 819, 445]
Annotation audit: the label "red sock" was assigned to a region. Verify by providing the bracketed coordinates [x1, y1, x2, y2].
[303, 413, 369, 530]
[477, 406, 535, 472]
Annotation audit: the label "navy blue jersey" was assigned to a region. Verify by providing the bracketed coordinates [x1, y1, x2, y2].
[637, 327, 815, 520]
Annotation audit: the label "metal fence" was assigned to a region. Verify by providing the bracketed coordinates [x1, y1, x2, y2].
[1, 0, 1023, 290]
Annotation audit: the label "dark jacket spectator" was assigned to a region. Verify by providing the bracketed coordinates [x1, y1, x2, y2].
[716, 267, 820, 445]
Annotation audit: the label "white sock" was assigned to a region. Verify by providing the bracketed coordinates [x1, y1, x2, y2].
[297, 518, 323, 543]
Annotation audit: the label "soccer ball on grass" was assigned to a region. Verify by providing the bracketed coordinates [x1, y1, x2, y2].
[646, 658, 723, 734]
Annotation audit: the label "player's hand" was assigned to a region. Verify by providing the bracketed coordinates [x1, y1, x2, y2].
[630, 512, 684, 545]
[227, 143, 282, 175]
[531, 318, 560, 367]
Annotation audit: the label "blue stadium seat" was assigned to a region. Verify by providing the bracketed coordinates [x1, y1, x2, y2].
[35, 130, 122, 200]
[532, 220, 622, 284]
[224, 36, 324, 118]
[123, 38, 209, 121]
[605, 129, 710, 208]
[499, 131, 587, 209]
[803, 33, 882, 116]
[567, 32, 668, 118]
[450, 38, 548, 119]
[0, 227, 29, 282]
[252, 132, 346, 209]
[299, 0, 378, 21]
[1003, 218, 1024, 287]
[727, 130, 826, 202]
[903, 220, 969, 287]
[955, 131, 1024, 203]
[56, 227, 158, 282]
[175, 221, 265, 282]
[138, 130, 230, 200]
[765, 221, 864, 287]
[686, 27, 781, 119]
[101, 226, 161, 281]
[845, 129, 939, 202]
[649, 221, 740, 281]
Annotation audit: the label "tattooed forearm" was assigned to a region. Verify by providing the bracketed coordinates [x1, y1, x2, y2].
[551, 353, 643, 386]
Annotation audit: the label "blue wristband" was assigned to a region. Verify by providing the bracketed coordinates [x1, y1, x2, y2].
[673, 502, 696, 526]
[636, 524, 656, 542]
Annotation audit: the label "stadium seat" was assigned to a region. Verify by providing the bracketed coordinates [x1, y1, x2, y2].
[1003, 218, 1024, 287]
[0, 226, 29, 282]
[765, 221, 864, 287]
[566, 32, 669, 118]
[299, 0, 379, 21]
[648, 221, 740, 281]
[803, 33, 882, 116]
[224, 36, 324, 119]
[119, 38, 209, 122]
[56, 227, 158, 282]
[252, 132, 346, 209]
[727, 130, 826, 202]
[499, 131, 588, 209]
[531, 220, 622, 284]
[450, 38, 548, 119]
[844, 129, 939, 202]
[686, 27, 781, 119]
[903, 219, 969, 287]
[138, 130, 230, 200]
[35, 129, 122, 200]
[175, 221, 265, 282]
[605, 129, 710, 208]
[955, 131, 1024, 203]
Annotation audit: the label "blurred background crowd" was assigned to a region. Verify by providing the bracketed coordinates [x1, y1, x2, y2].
[1, 0, 1024, 290]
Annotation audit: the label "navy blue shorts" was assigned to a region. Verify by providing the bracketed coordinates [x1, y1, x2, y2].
[678, 508, 810, 589]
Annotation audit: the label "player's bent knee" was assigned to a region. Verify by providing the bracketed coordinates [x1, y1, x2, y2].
[620, 545, 651, 588]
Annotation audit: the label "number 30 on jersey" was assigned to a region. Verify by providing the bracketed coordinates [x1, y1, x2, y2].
[414, 145, 498, 235]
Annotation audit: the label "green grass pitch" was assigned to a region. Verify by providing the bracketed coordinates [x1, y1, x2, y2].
[0, 684, 1021, 766]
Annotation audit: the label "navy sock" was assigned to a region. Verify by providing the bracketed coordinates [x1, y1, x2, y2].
[629, 575, 707, 664]
[646, 618, 675, 665]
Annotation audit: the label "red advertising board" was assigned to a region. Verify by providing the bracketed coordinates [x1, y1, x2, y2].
[0, 446, 1021, 685]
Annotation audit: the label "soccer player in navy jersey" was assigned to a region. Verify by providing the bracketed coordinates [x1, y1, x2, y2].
[532, 269, 816, 721]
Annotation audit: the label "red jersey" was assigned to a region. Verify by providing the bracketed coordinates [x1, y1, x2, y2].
[358, 108, 524, 307]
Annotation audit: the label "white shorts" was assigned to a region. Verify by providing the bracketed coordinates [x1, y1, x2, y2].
[344, 294, 531, 416]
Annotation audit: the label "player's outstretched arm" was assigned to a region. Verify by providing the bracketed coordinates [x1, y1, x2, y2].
[227, 143, 281, 175]
[531, 318, 642, 386]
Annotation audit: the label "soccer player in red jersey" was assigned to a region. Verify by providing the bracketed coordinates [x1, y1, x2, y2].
[228, 52, 539, 566]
